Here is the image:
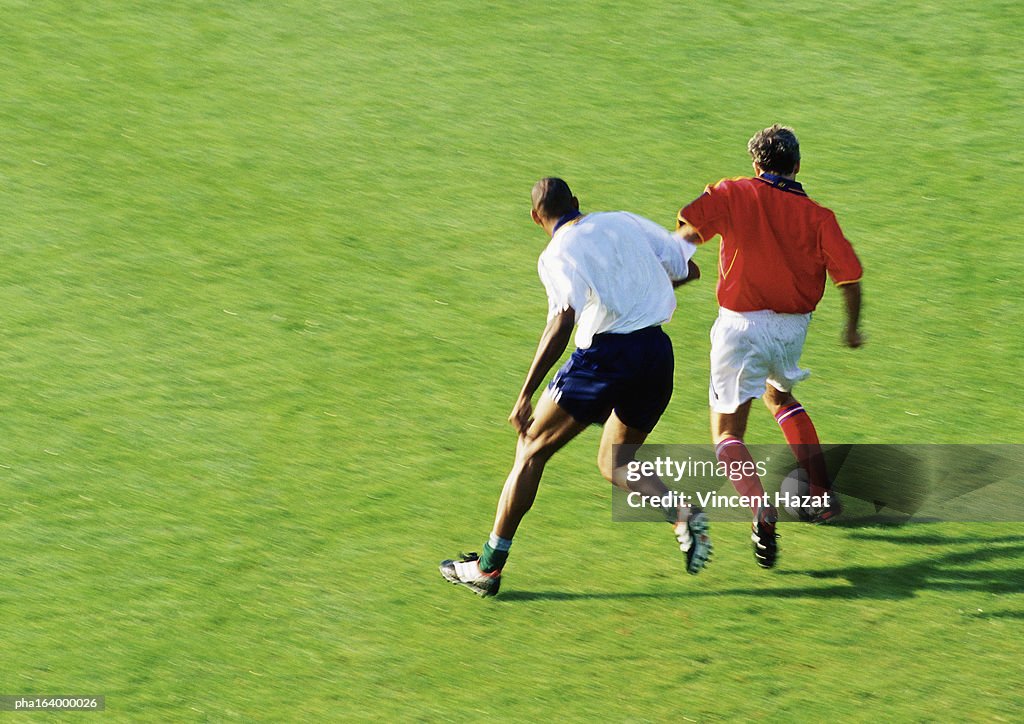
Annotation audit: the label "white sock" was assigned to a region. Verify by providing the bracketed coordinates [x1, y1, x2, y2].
[673, 520, 692, 552]
[488, 533, 512, 552]
[454, 557, 483, 581]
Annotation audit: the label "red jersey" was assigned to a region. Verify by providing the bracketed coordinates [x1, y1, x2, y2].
[678, 175, 862, 314]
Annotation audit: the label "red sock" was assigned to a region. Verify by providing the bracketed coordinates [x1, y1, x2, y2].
[715, 437, 770, 518]
[775, 403, 830, 498]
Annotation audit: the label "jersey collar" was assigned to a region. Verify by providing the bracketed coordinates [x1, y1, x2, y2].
[756, 173, 807, 196]
[551, 210, 583, 235]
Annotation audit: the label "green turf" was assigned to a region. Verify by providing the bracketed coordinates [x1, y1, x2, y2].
[1, 0, 1022, 720]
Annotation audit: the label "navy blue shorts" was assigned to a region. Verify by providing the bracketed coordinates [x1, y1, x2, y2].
[548, 326, 674, 434]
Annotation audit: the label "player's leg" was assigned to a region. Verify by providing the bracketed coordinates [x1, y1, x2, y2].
[711, 401, 779, 566]
[710, 354, 770, 518]
[597, 412, 712, 575]
[599, 326, 711, 574]
[763, 384, 826, 495]
[711, 401, 751, 443]
[712, 399, 769, 510]
[440, 390, 587, 597]
[442, 337, 626, 596]
[764, 385, 840, 522]
[762, 312, 841, 522]
[598, 325, 677, 504]
[715, 409, 779, 568]
[597, 412, 675, 507]
[709, 310, 778, 567]
[711, 400, 771, 515]
[491, 390, 588, 542]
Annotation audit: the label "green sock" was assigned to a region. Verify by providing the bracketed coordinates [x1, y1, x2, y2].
[479, 535, 512, 572]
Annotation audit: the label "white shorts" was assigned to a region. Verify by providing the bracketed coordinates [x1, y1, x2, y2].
[709, 308, 812, 413]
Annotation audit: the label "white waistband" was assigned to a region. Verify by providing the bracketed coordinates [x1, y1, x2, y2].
[718, 307, 811, 321]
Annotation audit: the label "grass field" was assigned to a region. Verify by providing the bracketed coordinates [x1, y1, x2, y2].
[1, 1, 1022, 720]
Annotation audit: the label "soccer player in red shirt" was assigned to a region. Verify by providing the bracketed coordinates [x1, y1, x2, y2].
[676, 125, 864, 568]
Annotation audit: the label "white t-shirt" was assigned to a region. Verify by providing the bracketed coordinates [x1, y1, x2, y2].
[537, 211, 697, 349]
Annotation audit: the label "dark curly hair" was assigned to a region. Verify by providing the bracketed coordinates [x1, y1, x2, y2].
[747, 125, 800, 175]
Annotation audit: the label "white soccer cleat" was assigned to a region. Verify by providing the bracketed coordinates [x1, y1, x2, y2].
[439, 552, 502, 597]
[675, 511, 712, 575]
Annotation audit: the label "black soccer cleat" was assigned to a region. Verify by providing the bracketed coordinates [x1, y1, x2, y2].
[751, 512, 779, 569]
[675, 511, 712, 575]
[807, 490, 843, 525]
[439, 552, 502, 597]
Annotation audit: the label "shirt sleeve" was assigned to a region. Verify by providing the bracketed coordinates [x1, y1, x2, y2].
[538, 249, 587, 321]
[677, 180, 730, 243]
[819, 211, 863, 285]
[626, 213, 697, 281]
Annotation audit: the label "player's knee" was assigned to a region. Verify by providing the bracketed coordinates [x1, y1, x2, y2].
[597, 455, 616, 484]
[763, 387, 796, 414]
[712, 420, 746, 445]
[517, 433, 560, 465]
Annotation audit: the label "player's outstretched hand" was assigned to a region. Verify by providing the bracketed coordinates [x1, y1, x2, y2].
[509, 397, 534, 435]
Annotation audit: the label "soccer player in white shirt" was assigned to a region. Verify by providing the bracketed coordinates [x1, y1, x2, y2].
[441, 178, 711, 597]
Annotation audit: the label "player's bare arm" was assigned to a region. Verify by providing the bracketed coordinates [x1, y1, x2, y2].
[675, 222, 703, 245]
[509, 307, 576, 435]
[839, 282, 864, 348]
[673, 259, 701, 287]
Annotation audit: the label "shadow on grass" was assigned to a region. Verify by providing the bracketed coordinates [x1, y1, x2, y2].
[847, 533, 1024, 546]
[967, 610, 1024, 620]
[497, 590, 678, 603]
[497, 540, 1024, 603]
[767, 542, 1024, 599]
